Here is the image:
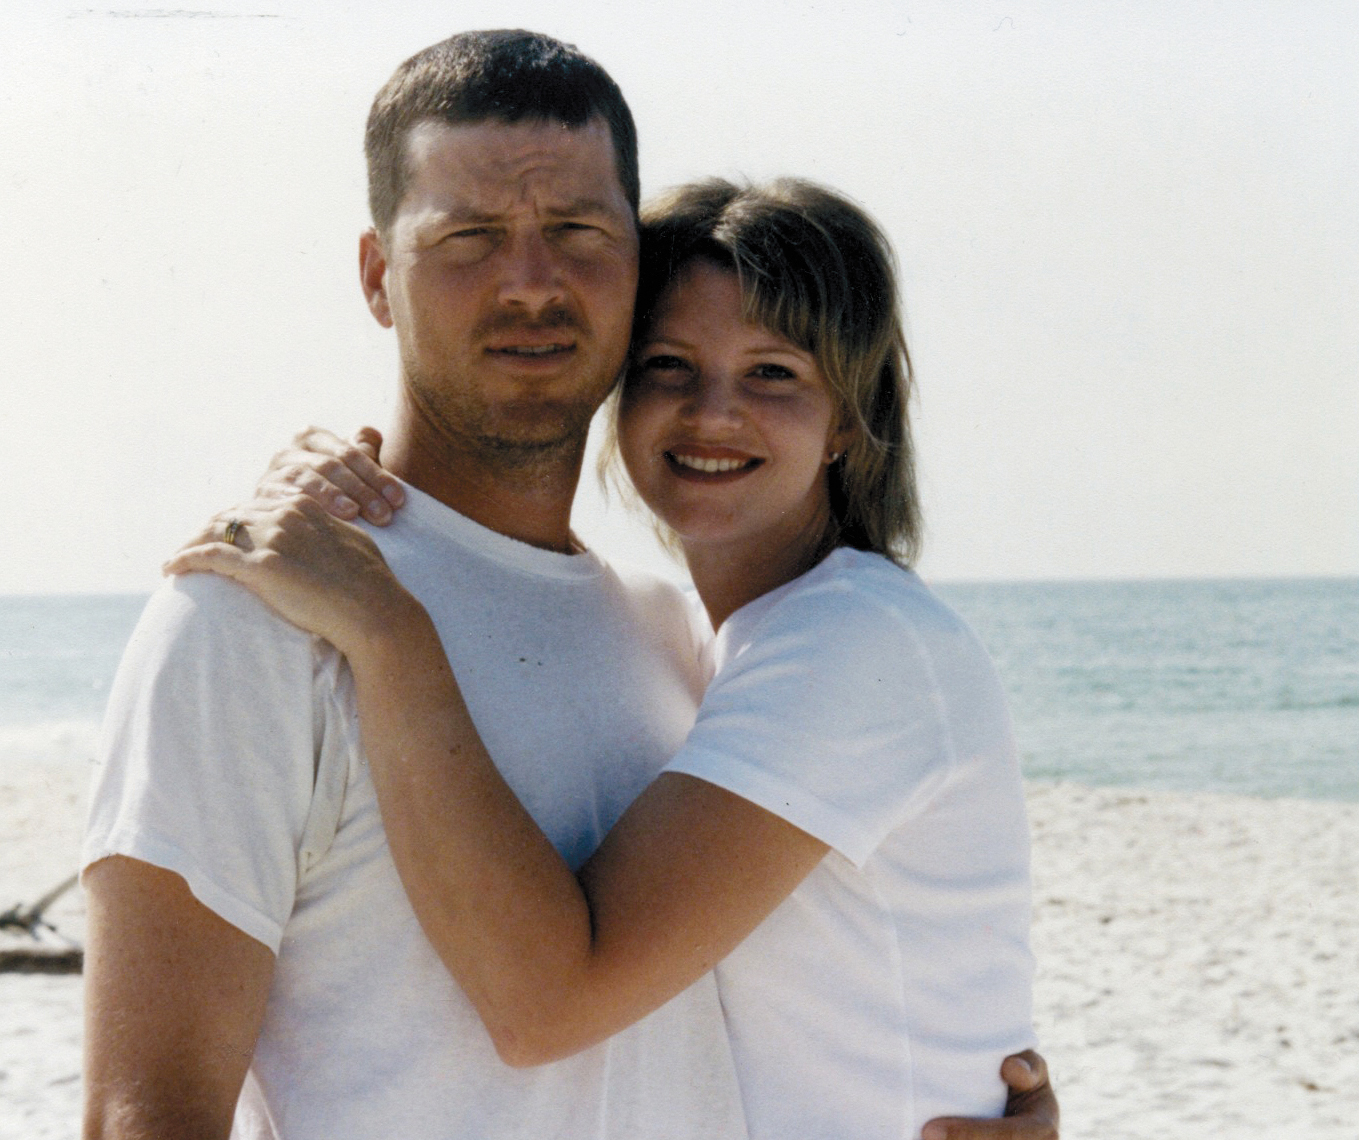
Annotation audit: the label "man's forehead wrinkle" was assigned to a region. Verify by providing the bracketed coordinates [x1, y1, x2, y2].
[413, 169, 623, 227]
[404, 117, 626, 204]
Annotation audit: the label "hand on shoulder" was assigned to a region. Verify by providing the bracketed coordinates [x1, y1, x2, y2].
[164, 495, 420, 658]
[258, 425, 405, 525]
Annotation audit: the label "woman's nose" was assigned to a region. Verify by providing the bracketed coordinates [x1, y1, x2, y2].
[680, 375, 742, 430]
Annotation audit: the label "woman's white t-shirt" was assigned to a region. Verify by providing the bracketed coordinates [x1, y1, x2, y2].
[665, 547, 1036, 1139]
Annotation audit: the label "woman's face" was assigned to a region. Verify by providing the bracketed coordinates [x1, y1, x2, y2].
[618, 259, 851, 560]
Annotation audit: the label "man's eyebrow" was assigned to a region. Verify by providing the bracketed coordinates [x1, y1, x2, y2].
[427, 207, 500, 226]
[423, 199, 624, 226]
[541, 197, 626, 219]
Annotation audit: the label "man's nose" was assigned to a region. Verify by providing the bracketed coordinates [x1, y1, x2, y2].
[496, 231, 565, 312]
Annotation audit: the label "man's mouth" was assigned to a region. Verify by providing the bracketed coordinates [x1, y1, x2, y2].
[490, 343, 574, 357]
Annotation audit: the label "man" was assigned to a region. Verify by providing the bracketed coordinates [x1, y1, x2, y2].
[82, 29, 1057, 1140]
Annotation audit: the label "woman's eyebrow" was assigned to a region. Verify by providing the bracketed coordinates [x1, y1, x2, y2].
[743, 344, 810, 359]
[638, 334, 696, 351]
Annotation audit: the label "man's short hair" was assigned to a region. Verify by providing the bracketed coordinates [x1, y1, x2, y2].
[365, 29, 640, 235]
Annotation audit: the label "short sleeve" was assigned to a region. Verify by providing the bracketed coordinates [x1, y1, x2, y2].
[82, 574, 325, 951]
[663, 567, 958, 867]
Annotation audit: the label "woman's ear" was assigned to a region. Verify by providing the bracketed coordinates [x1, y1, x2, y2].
[826, 420, 857, 465]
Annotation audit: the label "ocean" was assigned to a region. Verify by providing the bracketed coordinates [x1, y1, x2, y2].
[2, 578, 1356, 802]
[935, 577, 1358, 802]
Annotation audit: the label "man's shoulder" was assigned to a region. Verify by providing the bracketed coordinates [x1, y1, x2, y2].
[88, 572, 343, 954]
[598, 557, 708, 641]
[601, 555, 691, 602]
[135, 572, 316, 656]
[110, 573, 326, 725]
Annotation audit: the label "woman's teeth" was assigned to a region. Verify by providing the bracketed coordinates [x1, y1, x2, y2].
[670, 454, 750, 473]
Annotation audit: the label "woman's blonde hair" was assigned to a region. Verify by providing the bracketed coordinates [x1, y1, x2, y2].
[608, 177, 922, 565]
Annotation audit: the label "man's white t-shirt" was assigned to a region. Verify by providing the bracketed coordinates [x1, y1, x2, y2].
[666, 547, 1036, 1140]
[83, 485, 748, 1140]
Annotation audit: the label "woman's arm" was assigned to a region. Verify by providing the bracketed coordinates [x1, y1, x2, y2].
[346, 605, 829, 1065]
[165, 498, 829, 1066]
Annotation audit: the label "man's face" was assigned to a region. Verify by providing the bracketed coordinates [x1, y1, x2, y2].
[361, 117, 639, 460]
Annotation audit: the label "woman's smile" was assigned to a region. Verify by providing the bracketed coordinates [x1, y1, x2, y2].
[665, 448, 764, 478]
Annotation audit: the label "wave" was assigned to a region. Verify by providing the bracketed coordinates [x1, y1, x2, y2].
[0, 721, 102, 771]
[1269, 693, 1359, 712]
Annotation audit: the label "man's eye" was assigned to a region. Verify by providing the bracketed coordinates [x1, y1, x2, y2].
[436, 228, 494, 248]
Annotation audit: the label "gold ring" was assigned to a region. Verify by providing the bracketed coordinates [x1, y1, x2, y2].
[224, 518, 244, 546]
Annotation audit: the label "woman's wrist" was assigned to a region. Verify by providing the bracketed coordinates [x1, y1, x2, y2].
[340, 587, 439, 672]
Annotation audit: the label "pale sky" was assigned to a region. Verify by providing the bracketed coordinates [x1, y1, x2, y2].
[3, 0, 1356, 595]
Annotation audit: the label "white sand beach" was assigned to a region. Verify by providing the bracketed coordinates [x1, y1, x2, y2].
[3, 764, 1356, 1139]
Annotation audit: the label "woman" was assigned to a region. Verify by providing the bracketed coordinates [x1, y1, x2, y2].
[169, 178, 1038, 1139]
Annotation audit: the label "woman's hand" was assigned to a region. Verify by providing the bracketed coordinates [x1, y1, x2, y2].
[163, 496, 422, 657]
[258, 426, 405, 525]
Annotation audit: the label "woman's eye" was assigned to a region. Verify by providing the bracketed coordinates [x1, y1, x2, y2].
[752, 363, 797, 381]
[631, 355, 691, 390]
[641, 354, 687, 372]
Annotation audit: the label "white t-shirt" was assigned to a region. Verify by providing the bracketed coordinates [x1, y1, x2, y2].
[665, 547, 1036, 1140]
[84, 485, 748, 1140]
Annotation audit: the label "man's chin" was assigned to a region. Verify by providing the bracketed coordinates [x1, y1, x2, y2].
[405, 376, 610, 465]
[474, 402, 597, 457]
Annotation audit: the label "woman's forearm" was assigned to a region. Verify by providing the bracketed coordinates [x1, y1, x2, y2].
[345, 603, 828, 1066]
[345, 607, 603, 1063]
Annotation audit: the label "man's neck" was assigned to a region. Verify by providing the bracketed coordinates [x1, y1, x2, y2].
[382, 418, 585, 555]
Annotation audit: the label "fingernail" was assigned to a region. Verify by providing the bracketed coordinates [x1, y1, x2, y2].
[367, 503, 392, 523]
[337, 497, 360, 517]
[383, 484, 405, 507]
[1015, 1056, 1034, 1076]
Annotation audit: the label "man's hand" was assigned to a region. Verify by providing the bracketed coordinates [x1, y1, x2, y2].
[258, 425, 404, 525]
[921, 1051, 1059, 1140]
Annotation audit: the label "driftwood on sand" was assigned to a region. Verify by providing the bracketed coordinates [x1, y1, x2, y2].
[1, 873, 84, 974]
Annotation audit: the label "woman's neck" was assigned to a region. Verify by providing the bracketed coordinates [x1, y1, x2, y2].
[683, 521, 837, 630]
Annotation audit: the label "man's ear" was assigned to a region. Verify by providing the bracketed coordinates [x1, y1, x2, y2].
[359, 228, 393, 328]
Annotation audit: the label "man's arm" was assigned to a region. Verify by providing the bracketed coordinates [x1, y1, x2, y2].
[83, 856, 276, 1140]
[921, 1051, 1060, 1140]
